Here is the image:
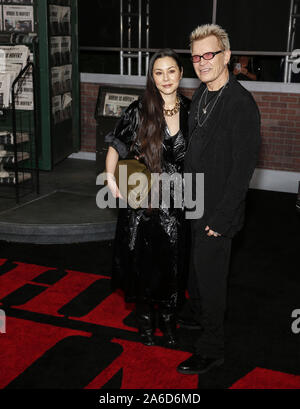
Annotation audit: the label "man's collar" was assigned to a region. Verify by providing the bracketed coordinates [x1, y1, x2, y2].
[201, 71, 233, 92]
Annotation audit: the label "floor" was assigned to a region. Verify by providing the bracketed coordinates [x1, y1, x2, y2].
[0, 159, 118, 244]
[0, 188, 299, 390]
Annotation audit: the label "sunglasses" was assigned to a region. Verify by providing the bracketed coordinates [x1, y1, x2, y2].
[191, 50, 223, 63]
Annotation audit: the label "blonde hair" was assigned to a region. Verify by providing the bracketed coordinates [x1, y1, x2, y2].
[190, 24, 230, 51]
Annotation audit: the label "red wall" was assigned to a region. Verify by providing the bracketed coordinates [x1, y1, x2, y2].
[80, 82, 300, 172]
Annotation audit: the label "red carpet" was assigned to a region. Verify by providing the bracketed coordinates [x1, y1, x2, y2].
[0, 316, 91, 389]
[0, 258, 299, 389]
[230, 368, 300, 389]
[0, 259, 197, 389]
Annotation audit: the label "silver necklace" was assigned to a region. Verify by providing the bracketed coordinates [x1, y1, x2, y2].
[202, 89, 210, 114]
[197, 81, 228, 128]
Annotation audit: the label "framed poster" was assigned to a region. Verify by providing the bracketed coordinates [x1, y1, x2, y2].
[95, 86, 144, 119]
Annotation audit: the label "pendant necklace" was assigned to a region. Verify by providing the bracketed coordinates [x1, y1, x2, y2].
[197, 80, 228, 128]
[202, 91, 210, 114]
[163, 96, 180, 117]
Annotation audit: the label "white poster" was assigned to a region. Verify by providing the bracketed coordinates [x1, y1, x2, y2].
[0, 45, 30, 69]
[3, 5, 34, 33]
[49, 4, 60, 35]
[0, 73, 11, 108]
[52, 95, 62, 124]
[63, 64, 72, 93]
[62, 92, 72, 120]
[61, 6, 71, 34]
[61, 36, 71, 64]
[50, 36, 62, 66]
[51, 66, 64, 95]
[15, 74, 34, 111]
[103, 93, 139, 117]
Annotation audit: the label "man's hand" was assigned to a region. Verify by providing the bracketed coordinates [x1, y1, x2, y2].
[240, 67, 248, 76]
[205, 226, 221, 237]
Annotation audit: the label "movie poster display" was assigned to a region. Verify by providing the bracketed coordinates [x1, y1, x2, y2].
[0, 45, 31, 108]
[0, 2, 34, 33]
[49, 1, 72, 125]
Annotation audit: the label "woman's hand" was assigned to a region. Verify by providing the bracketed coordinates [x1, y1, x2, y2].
[134, 154, 145, 161]
[105, 147, 123, 199]
[107, 174, 124, 199]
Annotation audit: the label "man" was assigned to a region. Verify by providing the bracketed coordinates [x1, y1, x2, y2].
[177, 24, 261, 375]
[233, 55, 258, 81]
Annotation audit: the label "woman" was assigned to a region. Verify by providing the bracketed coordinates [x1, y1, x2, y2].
[105, 49, 190, 347]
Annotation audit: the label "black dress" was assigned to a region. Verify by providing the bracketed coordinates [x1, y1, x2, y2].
[106, 94, 190, 308]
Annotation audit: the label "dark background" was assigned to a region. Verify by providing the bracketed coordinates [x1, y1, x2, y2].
[78, 0, 296, 81]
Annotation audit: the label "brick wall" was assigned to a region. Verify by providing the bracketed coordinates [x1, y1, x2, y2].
[252, 92, 300, 172]
[80, 82, 300, 172]
[81, 82, 99, 152]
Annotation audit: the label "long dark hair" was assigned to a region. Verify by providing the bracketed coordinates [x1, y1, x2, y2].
[137, 49, 183, 173]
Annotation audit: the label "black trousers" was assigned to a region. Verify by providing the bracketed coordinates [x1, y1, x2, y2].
[188, 223, 232, 359]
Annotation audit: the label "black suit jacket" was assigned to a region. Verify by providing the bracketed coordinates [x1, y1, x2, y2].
[184, 74, 261, 238]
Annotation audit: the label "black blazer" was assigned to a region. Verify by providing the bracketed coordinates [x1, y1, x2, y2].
[184, 74, 261, 238]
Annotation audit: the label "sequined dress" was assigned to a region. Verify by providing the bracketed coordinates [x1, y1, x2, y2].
[105, 95, 190, 308]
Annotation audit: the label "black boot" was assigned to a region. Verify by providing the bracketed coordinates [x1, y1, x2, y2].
[158, 306, 178, 347]
[136, 302, 155, 346]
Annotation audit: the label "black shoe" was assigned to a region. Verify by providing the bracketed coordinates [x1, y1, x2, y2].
[136, 303, 156, 346]
[139, 330, 155, 346]
[163, 332, 178, 348]
[177, 317, 203, 330]
[177, 354, 224, 375]
[158, 308, 178, 348]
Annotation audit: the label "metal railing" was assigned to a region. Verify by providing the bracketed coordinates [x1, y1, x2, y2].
[120, 0, 150, 76]
[80, 0, 299, 82]
[80, 46, 293, 57]
[284, 0, 299, 82]
[80, 46, 299, 82]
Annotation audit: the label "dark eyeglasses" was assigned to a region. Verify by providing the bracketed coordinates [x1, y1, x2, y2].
[191, 50, 223, 63]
